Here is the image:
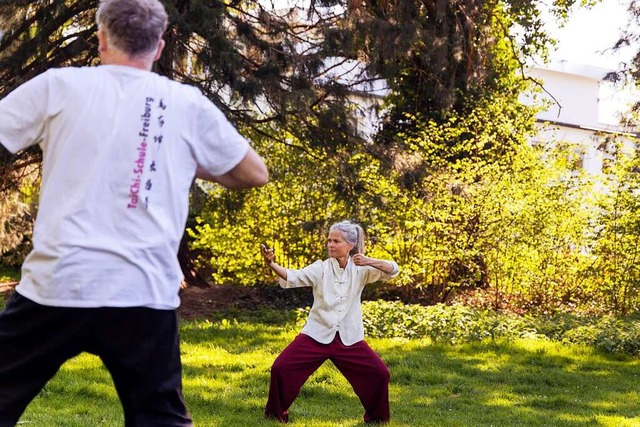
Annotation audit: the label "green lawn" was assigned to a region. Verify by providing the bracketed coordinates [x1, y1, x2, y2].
[16, 316, 640, 426]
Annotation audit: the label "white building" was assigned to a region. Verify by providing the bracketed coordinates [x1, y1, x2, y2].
[521, 61, 638, 174]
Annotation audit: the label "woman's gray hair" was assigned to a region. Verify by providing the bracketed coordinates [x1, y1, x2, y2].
[96, 0, 168, 57]
[330, 220, 365, 256]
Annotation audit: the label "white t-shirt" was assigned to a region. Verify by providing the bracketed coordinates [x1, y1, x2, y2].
[0, 65, 249, 309]
[279, 257, 399, 345]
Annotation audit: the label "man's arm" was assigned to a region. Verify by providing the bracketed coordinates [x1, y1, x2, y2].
[196, 146, 268, 189]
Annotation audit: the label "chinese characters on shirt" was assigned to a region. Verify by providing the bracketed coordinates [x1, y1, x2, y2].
[127, 97, 167, 210]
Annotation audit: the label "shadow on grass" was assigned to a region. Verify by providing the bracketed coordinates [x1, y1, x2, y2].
[381, 340, 639, 426]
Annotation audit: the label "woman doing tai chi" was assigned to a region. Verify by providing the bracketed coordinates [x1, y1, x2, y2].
[261, 220, 399, 424]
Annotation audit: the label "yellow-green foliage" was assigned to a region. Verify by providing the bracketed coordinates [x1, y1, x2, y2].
[1, 170, 38, 267]
[188, 130, 346, 285]
[586, 140, 640, 314]
[187, 119, 639, 315]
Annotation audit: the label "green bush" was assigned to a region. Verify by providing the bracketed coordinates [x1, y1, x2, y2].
[0, 189, 34, 268]
[585, 140, 640, 315]
[359, 301, 542, 343]
[353, 300, 640, 357]
[187, 120, 639, 316]
[187, 125, 639, 316]
[229, 301, 640, 357]
[561, 317, 640, 357]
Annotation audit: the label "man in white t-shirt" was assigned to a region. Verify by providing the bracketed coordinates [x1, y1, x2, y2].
[0, 0, 268, 425]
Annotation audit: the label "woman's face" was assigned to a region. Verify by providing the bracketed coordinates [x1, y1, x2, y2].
[327, 229, 354, 260]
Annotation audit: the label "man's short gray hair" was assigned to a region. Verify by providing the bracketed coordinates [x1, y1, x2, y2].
[96, 0, 168, 57]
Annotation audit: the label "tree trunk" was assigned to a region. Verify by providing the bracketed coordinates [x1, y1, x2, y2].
[178, 235, 210, 289]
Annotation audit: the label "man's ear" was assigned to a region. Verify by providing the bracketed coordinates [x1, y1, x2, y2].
[153, 39, 165, 62]
[97, 29, 108, 54]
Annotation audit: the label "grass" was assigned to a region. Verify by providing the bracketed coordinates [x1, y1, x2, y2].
[15, 315, 640, 427]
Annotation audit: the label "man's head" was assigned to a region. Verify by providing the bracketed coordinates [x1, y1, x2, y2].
[96, 0, 168, 61]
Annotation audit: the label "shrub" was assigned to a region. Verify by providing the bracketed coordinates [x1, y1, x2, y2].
[561, 317, 640, 357]
[353, 300, 639, 357]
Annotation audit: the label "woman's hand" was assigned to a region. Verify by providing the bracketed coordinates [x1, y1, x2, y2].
[261, 243, 275, 266]
[352, 254, 396, 274]
[351, 254, 372, 266]
[260, 243, 288, 280]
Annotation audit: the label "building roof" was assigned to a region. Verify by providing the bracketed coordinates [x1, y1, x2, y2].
[536, 60, 613, 81]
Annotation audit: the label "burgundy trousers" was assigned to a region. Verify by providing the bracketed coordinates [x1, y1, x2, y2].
[264, 333, 390, 423]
